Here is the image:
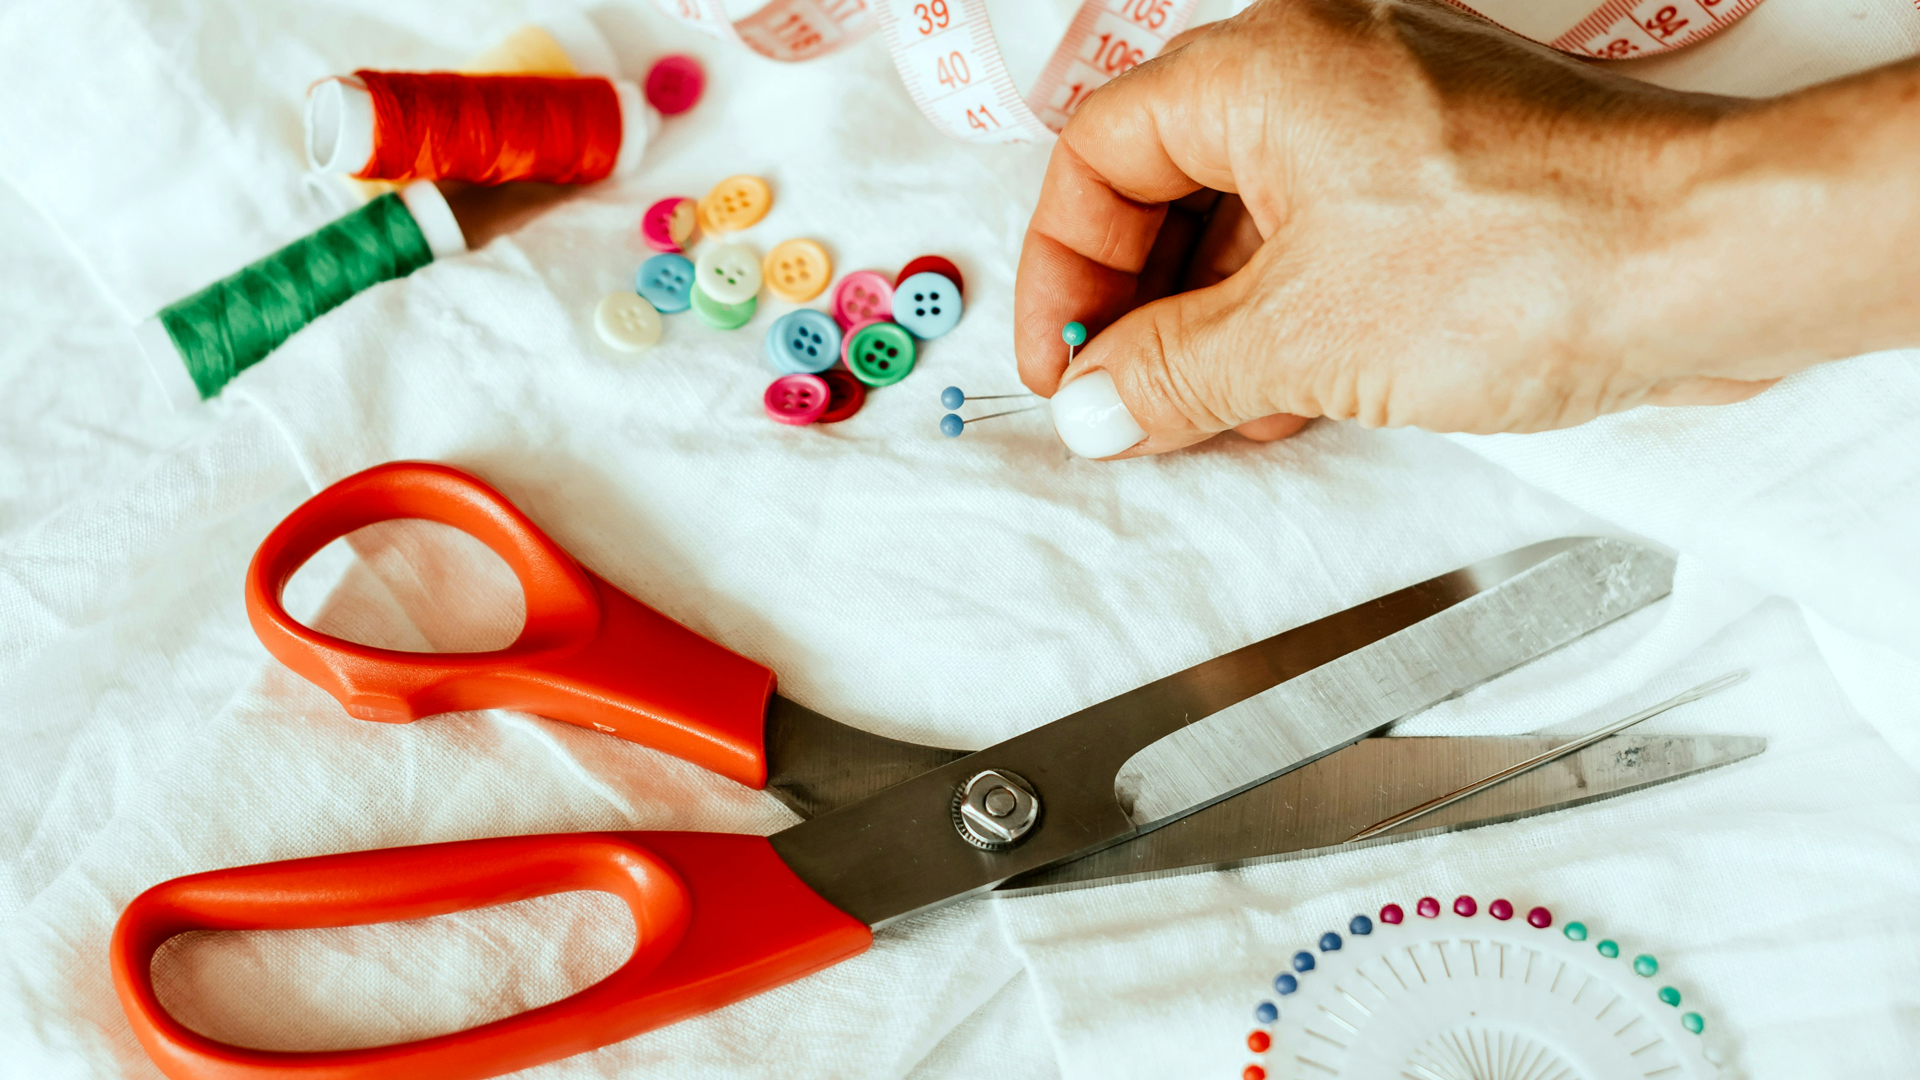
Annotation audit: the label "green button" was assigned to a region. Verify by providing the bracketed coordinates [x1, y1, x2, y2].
[846, 321, 917, 387]
[1681, 1012, 1705, 1035]
[1634, 954, 1659, 977]
[1597, 939, 1620, 959]
[1659, 986, 1682, 1007]
[1563, 922, 1588, 941]
[691, 284, 757, 330]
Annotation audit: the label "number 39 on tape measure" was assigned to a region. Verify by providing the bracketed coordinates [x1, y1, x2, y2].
[650, 0, 1768, 145]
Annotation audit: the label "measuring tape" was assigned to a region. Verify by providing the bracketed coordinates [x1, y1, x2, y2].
[1453, 0, 1765, 59]
[649, 0, 1767, 144]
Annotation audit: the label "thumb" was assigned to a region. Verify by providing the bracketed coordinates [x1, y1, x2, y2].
[1049, 278, 1281, 458]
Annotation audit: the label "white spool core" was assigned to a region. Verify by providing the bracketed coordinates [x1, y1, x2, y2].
[397, 180, 467, 260]
[133, 316, 204, 411]
[306, 77, 376, 174]
[611, 79, 658, 178]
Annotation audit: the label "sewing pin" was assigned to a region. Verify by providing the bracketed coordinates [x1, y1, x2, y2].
[941, 407, 1043, 437]
[941, 386, 1037, 410]
[1061, 319, 1086, 364]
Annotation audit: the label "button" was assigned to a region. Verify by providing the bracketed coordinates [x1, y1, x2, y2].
[816, 368, 867, 423]
[644, 55, 704, 116]
[691, 285, 757, 330]
[764, 373, 830, 425]
[845, 320, 916, 386]
[891, 271, 962, 339]
[697, 192, 725, 235]
[831, 270, 894, 330]
[593, 293, 661, 352]
[641, 197, 697, 253]
[896, 255, 963, 296]
[702, 175, 772, 233]
[763, 239, 832, 303]
[840, 317, 888, 367]
[695, 242, 763, 305]
[635, 253, 695, 313]
[764, 309, 842, 374]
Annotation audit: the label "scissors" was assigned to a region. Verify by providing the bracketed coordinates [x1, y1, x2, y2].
[109, 461, 1757, 1080]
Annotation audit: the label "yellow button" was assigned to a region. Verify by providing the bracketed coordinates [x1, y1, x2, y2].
[702, 175, 772, 233]
[763, 239, 832, 303]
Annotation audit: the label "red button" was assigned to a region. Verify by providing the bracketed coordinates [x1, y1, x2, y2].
[645, 55, 705, 116]
[816, 368, 868, 423]
[896, 255, 962, 296]
[764, 374, 830, 425]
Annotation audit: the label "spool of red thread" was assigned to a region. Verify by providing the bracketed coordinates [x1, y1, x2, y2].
[306, 71, 658, 185]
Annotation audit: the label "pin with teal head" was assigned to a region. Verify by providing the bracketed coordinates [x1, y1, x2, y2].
[1061, 319, 1087, 371]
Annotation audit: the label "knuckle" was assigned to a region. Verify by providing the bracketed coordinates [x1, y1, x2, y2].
[1117, 303, 1236, 433]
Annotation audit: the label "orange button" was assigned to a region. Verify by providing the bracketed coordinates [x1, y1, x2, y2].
[763, 239, 832, 303]
[702, 175, 772, 233]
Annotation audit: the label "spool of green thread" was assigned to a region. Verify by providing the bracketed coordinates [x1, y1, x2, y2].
[135, 180, 465, 407]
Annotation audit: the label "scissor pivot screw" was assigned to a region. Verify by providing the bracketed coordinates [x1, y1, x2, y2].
[953, 769, 1039, 850]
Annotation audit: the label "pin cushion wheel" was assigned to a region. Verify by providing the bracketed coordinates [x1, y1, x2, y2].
[1242, 897, 1724, 1080]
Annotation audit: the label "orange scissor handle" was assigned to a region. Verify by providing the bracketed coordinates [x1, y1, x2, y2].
[245, 462, 778, 787]
[111, 832, 872, 1080]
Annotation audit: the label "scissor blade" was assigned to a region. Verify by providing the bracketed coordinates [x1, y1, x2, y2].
[992, 733, 1765, 896]
[1114, 537, 1673, 828]
[763, 695, 967, 818]
[770, 537, 1672, 928]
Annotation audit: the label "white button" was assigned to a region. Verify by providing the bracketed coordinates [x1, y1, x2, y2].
[594, 293, 662, 352]
[695, 242, 763, 305]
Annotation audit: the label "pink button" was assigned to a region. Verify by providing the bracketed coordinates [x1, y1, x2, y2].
[840, 316, 888, 367]
[641, 197, 697, 253]
[645, 55, 705, 116]
[764, 374, 830, 425]
[832, 271, 894, 331]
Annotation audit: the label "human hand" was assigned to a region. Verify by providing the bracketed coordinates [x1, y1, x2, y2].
[1016, 0, 1919, 458]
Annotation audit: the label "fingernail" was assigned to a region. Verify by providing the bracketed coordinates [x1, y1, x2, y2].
[1050, 369, 1147, 459]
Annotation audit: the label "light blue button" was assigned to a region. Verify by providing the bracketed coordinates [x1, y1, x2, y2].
[636, 254, 695, 313]
[891, 271, 962, 339]
[764, 309, 842, 374]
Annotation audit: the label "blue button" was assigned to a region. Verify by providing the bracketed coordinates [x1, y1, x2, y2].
[1273, 974, 1297, 995]
[891, 271, 962, 339]
[1291, 951, 1315, 972]
[764, 309, 842, 374]
[636, 254, 695, 313]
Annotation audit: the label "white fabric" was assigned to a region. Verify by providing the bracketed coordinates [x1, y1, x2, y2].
[0, 2, 1915, 1079]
